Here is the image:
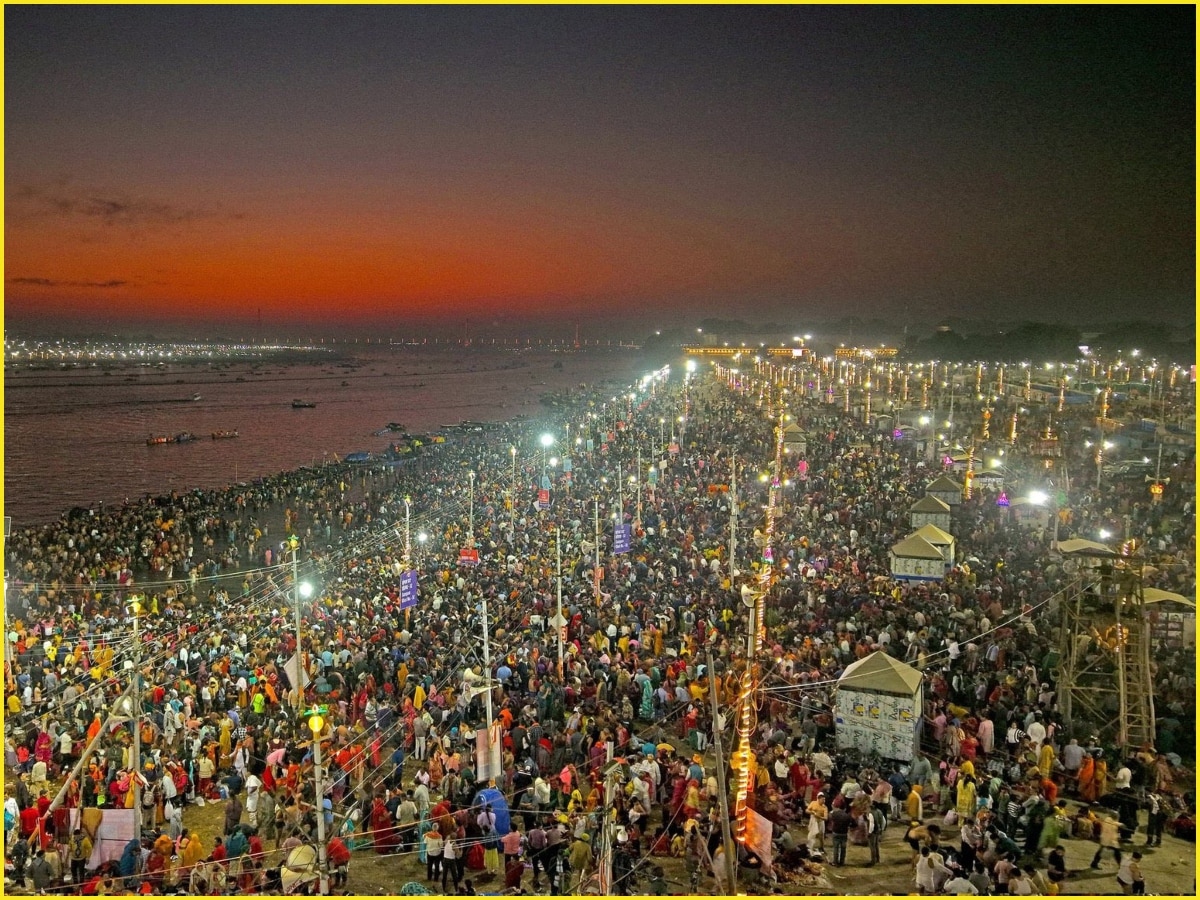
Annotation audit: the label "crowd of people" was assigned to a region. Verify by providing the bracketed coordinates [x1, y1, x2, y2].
[3, 356, 1195, 896]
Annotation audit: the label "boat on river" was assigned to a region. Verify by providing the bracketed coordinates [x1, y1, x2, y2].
[291, 399, 316, 408]
[147, 432, 197, 446]
[211, 430, 239, 440]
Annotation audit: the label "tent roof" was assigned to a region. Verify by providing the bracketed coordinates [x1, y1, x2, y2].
[890, 535, 946, 560]
[914, 523, 954, 545]
[1142, 588, 1195, 608]
[973, 469, 1005, 480]
[927, 475, 962, 492]
[783, 422, 804, 435]
[910, 495, 952, 514]
[839, 650, 923, 695]
[1056, 538, 1118, 558]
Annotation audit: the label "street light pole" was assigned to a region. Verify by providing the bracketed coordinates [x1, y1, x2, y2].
[617, 461, 624, 524]
[130, 596, 142, 837]
[707, 649, 738, 894]
[468, 471, 476, 544]
[556, 526, 564, 679]
[728, 452, 738, 575]
[510, 446, 517, 536]
[291, 538, 303, 710]
[306, 709, 330, 895]
[403, 496, 412, 565]
[635, 449, 642, 531]
[288, 536, 312, 711]
[593, 497, 602, 605]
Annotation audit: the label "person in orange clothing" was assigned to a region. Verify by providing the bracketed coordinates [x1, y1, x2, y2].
[1077, 753, 1096, 801]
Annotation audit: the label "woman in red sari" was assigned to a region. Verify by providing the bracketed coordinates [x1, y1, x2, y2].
[401, 697, 417, 750]
[34, 730, 53, 767]
[371, 796, 399, 854]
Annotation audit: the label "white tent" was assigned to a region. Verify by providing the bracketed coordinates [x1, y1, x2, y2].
[913, 523, 956, 566]
[926, 474, 963, 506]
[889, 534, 948, 581]
[835, 651, 923, 761]
[909, 494, 952, 532]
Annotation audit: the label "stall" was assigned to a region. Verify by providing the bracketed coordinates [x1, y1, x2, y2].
[926, 474, 963, 507]
[834, 651, 924, 761]
[913, 523, 956, 567]
[889, 534, 949, 581]
[909, 495, 952, 533]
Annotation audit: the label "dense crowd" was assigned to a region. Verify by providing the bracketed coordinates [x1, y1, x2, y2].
[4, 360, 1195, 896]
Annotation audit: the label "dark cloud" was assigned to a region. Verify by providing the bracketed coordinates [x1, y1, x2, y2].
[8, 276, 130, 288]
[11, 183, 234, 227]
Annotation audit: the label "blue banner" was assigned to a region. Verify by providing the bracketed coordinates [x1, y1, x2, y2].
[562, 457, 572, 473]
[399, 570, 419, 609]
[614, 523, 631, 554]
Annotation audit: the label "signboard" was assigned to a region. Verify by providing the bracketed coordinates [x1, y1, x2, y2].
[647, 467, 658, 485]
[540, 474, 551, 490]
[458, 547, 480, 567]
[614, 523, 631, 554]
[538, 489, 550, 510]
[562, 457, 572, 473]
[586, 439, 594, 452]
[399, 570, 419, 609]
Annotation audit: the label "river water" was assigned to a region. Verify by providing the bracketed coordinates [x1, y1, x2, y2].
[4, 346, 644, 526]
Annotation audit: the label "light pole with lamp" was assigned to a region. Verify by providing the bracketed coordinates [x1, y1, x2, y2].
[1027, 490, 1061, 546]
[634, 449, 642, 531]
[287, 535, 314, 711]
[468, 471, 476, 544]
[304, 705, 331, 896]
[509, 446, 517, 535]
[555, 525, 564, 679]
[540, 432, 554, 477]
[128, 594, 144, 836]
[403, 496, 412, 565]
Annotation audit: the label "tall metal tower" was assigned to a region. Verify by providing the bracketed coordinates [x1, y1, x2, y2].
[1056, 543, 1156, 749]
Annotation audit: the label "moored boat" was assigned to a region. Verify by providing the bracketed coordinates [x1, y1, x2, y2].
[211, 430, 239, 440]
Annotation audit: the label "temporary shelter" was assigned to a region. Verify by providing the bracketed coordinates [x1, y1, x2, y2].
[926, 474, 963, 507]
[971, 469, 1005, 491]
[782, 422, 807, 457]
[473, 786, 512, 836]
[909, 495, 952, 532]
[1143, 588, 1196, 649]
[889, 534, 948, 581]
[913, 523, 956, 567]
[834, 651, 923, 761]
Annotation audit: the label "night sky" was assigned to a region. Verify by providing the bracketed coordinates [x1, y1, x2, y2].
[4, 5, 1194, 336]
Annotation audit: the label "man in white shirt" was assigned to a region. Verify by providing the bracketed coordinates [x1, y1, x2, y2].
[1026, 714, 1047, 753]
[944, 873, 980, 894]
[244, 772, 262, 827]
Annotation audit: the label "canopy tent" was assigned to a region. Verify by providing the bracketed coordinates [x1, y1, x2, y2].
[1056, 538, 1119, 558]
[1142, 588, 1195, 607]
[834, 651, 923, 761]
[838, 651, 923, 694]
[472, 786, 512, 836]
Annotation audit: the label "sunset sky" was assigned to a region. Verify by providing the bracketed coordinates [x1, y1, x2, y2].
[4, 5, 1194, 336]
